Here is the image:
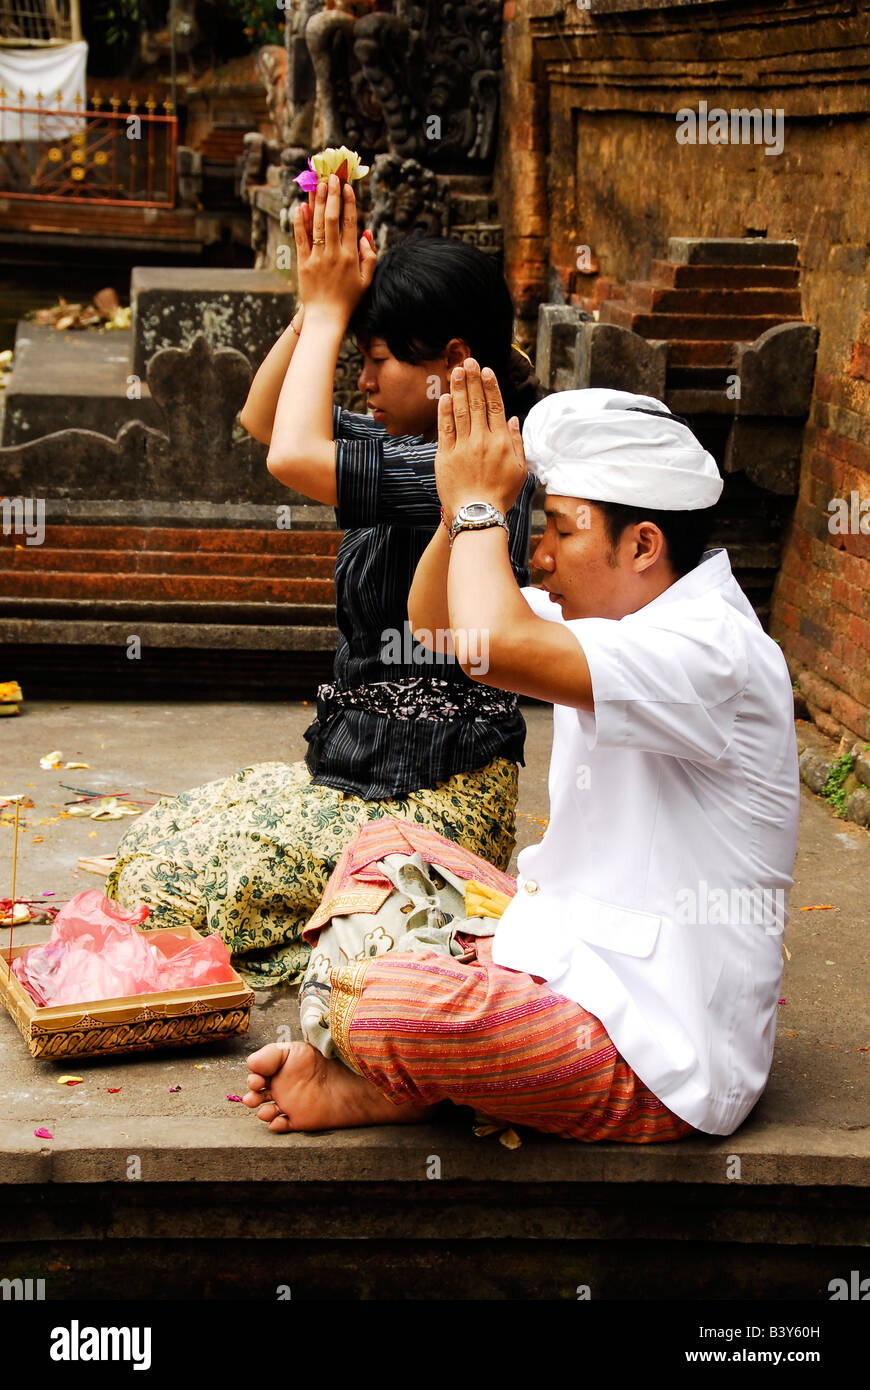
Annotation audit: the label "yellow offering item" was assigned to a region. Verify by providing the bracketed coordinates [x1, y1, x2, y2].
[464, 879, 513, 921]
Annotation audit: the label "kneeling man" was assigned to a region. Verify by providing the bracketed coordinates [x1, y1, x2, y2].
[243, 364, 799, 1141]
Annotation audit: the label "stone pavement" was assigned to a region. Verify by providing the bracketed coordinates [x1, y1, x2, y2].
[0, 700, 868, 1299]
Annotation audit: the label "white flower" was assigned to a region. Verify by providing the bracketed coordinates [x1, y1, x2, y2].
[310, 146, 370, 183]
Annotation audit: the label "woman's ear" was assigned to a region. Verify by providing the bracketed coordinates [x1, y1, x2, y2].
[444, 338, 472, 369]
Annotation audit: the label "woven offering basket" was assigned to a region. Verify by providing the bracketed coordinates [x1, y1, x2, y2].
[0, 925, 255, 1060]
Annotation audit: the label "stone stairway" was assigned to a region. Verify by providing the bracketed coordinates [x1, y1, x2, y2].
[597, 238, 808, 411]
[536, 239, 821, 628]
[0, 516, 343, 697]
[0, 524, 340, 604]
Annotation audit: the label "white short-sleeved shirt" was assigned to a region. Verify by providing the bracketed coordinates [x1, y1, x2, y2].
[492, 549, 800, 1135]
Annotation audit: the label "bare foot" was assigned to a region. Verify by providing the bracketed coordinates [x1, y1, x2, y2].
[242, 1041, 438, 1133]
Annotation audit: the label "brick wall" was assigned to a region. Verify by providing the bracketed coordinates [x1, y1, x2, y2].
[775, 309, 870, 737]
[499, 0, 870, 740]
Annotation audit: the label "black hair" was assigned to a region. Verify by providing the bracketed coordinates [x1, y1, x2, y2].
[595, 407, 719, 577]
[348, 234, 541, 424]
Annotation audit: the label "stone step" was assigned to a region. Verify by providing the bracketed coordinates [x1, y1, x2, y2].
[2, 324, 162, 446]
[666, 340, 739, 367]
[666, 388, 738, 416]
[628, 282, 803, 316]
[0, 198, 198, 243]
[0, 547, 338, 579]
[0, 596, 336, 627]
[0, 633, 336, 698]
[649, 260, 800, 289]
[598, 300, 803, 341]
[449, 193, 498, 222]
[665, 364, 733, 389]
[196, 128, 248, 160]
[0, 571, 335, 604]
[15, 524, 343, 555]
[667, 237, 799, 267]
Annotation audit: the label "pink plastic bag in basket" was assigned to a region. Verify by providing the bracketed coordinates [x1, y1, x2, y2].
[11, 890, 234, 1007]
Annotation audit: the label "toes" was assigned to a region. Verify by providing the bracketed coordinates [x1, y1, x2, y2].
[241, 1087, 271, 1109]
[246, 1043, 289, 1076]
[268, 1113, 294, 1133]
[255, 1101, 281, 1123]
[246, 1071, 269, 1093]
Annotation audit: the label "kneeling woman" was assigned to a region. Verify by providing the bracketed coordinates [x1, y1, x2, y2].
[106, 173, 539, 986]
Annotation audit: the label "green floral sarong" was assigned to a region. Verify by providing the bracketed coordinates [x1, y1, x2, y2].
[105, 757, 518, 987]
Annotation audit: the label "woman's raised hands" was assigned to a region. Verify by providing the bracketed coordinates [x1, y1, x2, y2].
[294, 173, 377, 324]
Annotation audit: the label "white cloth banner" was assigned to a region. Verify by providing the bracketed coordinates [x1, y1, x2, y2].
[0, 41, 88, 141]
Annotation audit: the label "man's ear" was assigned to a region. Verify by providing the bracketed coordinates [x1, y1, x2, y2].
[635, 522, 666, 570]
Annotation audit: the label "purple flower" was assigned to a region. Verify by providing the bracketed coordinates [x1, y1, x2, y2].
[294, 158, 319, 193]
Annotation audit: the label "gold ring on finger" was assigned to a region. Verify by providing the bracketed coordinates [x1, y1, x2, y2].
[313, 236, 326, 245]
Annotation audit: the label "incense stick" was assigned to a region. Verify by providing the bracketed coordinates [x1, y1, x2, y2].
[6, 799, 19, 980]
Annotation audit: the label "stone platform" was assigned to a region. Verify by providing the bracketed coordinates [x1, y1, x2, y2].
[1, 325, 162, 448]
[0, 701, 867, 1299]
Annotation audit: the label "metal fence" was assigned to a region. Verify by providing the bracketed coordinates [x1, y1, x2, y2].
[0, 89, 177, 205]
[0, 1, 81, 45]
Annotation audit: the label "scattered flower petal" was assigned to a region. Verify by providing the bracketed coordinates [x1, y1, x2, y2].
[39, 750, 63, 770]
[169, 1085, 181, 1092]
[825, 960, 835, 965]
[778, 998, 786, 1005]
[800, 904, 836, 911]
[89, 797, 141, 821]
[499, 1128, 522, 1150]
[34, 1127, 53, 1139]
[0, 902, 31, 925]
[64, 762, 90, 770]
[226, 1094, 243, 1103]
[193, 1064, 205, 1070]
[107, 1087, 122, 1093]
[57, 1075, 83, 1086]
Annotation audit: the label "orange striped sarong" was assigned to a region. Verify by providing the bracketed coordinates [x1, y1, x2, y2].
[321, 827, 694, 1145]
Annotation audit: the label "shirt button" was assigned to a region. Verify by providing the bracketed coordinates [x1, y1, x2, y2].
[524, 880, 539, 895]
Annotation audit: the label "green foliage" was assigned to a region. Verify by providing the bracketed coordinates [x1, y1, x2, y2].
[94, 0, 143, 49]
[228, 0, 285, 47]
[822, 752, 856, 819]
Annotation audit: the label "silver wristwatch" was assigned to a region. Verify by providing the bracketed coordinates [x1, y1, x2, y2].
[448, 501, 508, 547]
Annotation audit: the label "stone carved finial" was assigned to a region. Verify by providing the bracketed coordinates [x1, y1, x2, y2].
[733, 322, 820, 418]
[145, 334, 253, 468]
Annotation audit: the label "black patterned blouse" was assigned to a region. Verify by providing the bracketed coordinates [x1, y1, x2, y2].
[302, 405, 536, 800]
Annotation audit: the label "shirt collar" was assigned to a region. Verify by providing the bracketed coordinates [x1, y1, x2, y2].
[638, 548, 736, 613]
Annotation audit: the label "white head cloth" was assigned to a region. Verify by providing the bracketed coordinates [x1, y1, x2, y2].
[522, 388, 723, 510]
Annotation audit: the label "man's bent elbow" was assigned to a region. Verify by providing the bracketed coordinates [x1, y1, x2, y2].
[456, 630, 506, 686]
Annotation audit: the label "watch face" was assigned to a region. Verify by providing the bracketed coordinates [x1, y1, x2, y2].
[462, 502, 493, 521]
